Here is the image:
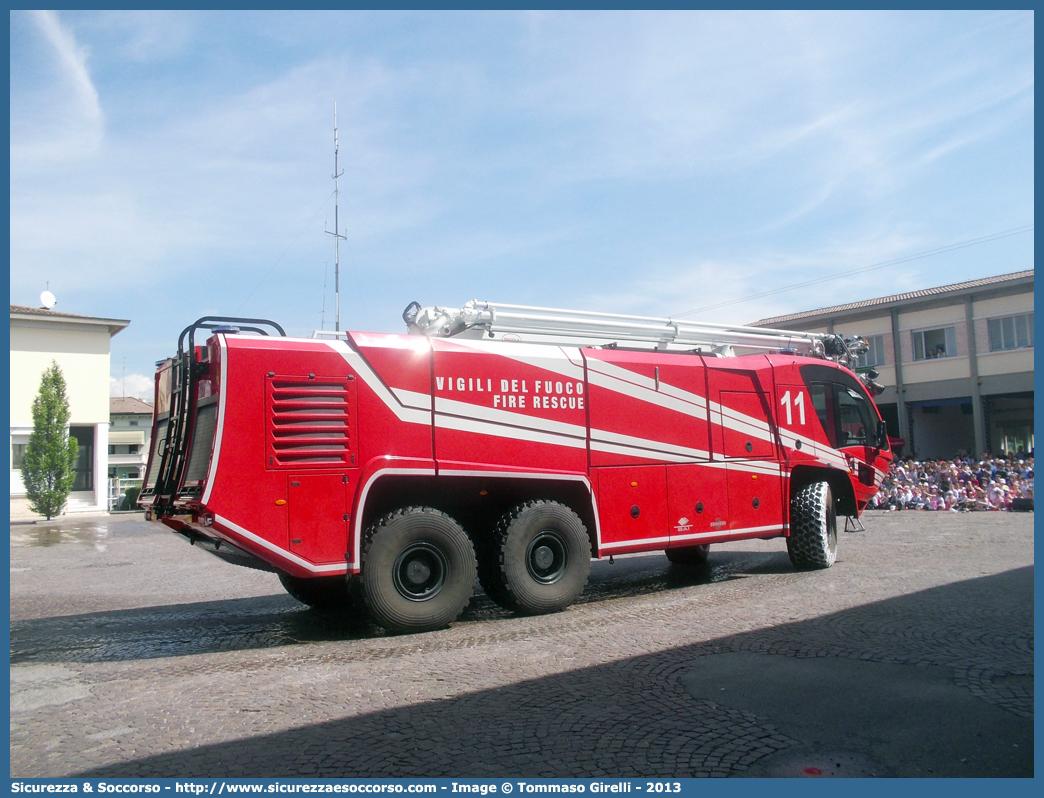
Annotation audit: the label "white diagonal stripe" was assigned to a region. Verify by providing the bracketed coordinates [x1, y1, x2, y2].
[391, 387, 433, 411]
[438, 338, 587, 381]
[590, 427, 710, 461]
[435, 413, 588, 450]
[215, 514, 348, 574]
[322, 340, 431, 426]
[585, 358, 708, 420]
[435, 395, 586, 439]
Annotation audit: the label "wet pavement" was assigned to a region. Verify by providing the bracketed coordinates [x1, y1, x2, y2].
[10, 511, 1034, 778]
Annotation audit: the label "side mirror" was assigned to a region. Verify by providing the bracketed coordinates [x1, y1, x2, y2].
[876, 419, 889, 451]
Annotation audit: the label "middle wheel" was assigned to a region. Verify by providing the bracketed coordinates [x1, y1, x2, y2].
[360, 507, 477, 634]
[481, 500, 591, 615]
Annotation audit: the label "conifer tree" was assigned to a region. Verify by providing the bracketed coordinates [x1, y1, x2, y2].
[21, 362, 78, 520]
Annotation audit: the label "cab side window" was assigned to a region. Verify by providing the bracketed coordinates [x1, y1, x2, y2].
[808, 383, 837, 448]
[798, 363, 880, 451]
[836, 387, 875, 447]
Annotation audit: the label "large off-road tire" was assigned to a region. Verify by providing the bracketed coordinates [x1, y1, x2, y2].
[360, 507, 477, 634]
[665, 544, 710, 566]
[479, 501, 591, 615]
[278, 573, 353, 610]
[787, 481, 837, 570]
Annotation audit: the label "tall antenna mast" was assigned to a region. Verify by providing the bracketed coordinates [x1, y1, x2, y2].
[326, 103, 346, 331]
[320, 261, 328, 330]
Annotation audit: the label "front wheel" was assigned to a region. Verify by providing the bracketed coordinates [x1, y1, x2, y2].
[479, 501, 591, 615]
[787, 481, 837, 570]
[360, 507, 477, 634]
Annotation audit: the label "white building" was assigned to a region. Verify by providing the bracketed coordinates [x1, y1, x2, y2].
[10, 305, 130, 517]
[751, 270, 1034, 460]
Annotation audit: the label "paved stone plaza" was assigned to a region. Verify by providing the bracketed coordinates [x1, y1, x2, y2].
[10, 511, 1033, 778]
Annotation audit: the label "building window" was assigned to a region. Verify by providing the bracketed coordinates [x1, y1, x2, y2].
[128, 444, 139, 454]
[108, 445, 116, 455]
[853, 335, 886, 369]
[11, 443, 26, 469]
[912, 326, 957, 360]
[988, 313, 1033, 352]
[130, 420, 139, 426]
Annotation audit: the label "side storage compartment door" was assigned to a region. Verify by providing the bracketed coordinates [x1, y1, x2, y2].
[725, 463, 783, 536]
[666, 463, 730, 546]
[595, 465, 669, 552]
[288, 474, 348, 565]
[270, 373, 359, 565]
[707, 363, 784, 537]
[706, 365, 777, 461]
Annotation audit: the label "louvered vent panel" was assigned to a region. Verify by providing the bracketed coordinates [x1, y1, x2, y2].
[268, 377, 353, 467]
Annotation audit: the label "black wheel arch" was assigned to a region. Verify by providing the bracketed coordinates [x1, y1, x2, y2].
[358, 473, 599, 553]
[789, 465, 857, 519]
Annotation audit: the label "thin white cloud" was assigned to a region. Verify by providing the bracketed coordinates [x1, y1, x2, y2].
[12, 11, 104, 160]
[31, 10, 101, 118]
[585, 226, 931, 326]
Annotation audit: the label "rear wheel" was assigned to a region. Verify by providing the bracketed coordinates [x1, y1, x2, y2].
[360, 507, 477, 633]
[665, 544, 710, 566]
[278, 573, 353, 610]
[479, 501, 591, 615]
[787, 481, 837, 570]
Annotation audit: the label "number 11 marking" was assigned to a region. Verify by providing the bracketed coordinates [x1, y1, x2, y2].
[780, 390, 806, 425]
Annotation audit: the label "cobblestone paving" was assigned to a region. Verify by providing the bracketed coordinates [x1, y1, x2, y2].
[9, 511, 1033, 778]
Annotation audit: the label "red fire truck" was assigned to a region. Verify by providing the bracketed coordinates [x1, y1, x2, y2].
[139, 301, 892, 633]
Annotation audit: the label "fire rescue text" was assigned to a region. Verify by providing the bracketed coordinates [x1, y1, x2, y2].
[437, 377, 585, 411]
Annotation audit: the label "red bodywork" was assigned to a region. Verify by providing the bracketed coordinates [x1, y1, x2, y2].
[140, 330, 892, 578]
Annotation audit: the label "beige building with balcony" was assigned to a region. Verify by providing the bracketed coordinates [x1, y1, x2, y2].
[108, 396, 154, 480]
[10, 305, 130, 516]
[752, 270, 1033, 460]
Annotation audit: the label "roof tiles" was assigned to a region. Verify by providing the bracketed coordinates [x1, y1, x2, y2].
[750, 270, 1033, 327]
[110, 396, 154, 415]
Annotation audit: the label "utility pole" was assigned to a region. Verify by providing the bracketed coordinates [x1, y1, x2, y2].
[326, 104, 346, 332]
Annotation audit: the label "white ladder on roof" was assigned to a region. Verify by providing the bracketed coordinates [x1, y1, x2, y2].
[404, 299, 846, 360]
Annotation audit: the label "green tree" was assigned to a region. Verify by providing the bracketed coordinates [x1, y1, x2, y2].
[21, 362, 78, 520]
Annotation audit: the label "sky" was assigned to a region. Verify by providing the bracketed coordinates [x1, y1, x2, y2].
[9, 10, 1034, 401]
